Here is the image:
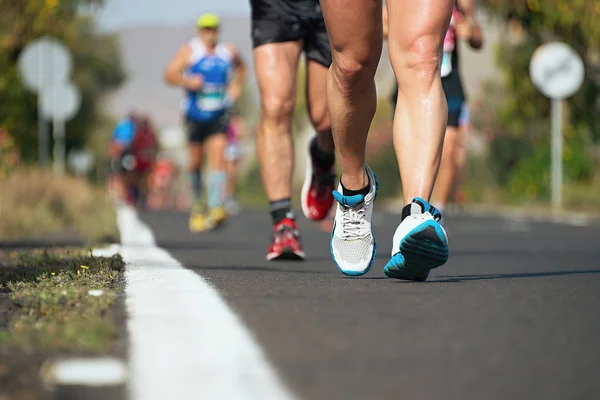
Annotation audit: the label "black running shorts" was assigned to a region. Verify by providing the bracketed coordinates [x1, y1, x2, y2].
[185, 114, 229, 144]
[250, 0, 332, 67]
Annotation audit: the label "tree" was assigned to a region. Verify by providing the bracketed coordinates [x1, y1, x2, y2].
[473, 1, 600, 200]
[0, 0, 125, 161]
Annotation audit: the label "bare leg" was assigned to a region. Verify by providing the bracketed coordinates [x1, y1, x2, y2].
[188, 142, 203, 204]
[387, 0, 454, 203]
[306, 60, 334, 152]
[432, 126, 460, 209]
[254, 42, 302, 201]
[204, 133, 228, 210]
[225, 158, 239, 199]
[319, 0, 382, 190]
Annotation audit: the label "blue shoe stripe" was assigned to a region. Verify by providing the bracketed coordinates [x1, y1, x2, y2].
[383, 220, 448, 281]
[332, 191, 364, 207]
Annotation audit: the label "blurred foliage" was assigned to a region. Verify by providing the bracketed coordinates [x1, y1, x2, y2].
[0, 0, 125, 162]
[473, 1, 600, 202]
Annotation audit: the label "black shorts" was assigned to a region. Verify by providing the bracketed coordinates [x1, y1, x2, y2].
[185, 114, 229, 144]
[250, 0, 332, 67]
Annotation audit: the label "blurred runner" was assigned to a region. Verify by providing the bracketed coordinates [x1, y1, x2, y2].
[251, 0, 336, 261]
[108, 112, 137, 204]
[164, 13, 246, 233]
[451, 103, 470, 211]
[128, 115, 159, 207]
[430, 0, 483, 221]
[108, 113, 158, 207]
[147, 154, 176, 209]
[224, 114, 244, 215]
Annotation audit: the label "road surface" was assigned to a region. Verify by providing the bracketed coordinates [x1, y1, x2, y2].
[136, 209, 600, 400]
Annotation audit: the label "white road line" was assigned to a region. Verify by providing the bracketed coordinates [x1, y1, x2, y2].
[112, 205, 296, 400]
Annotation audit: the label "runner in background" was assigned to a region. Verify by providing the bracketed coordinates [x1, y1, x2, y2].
[451, 103, 470, 211]
[430, 0, 483, 221]
[108, 112, 137, 203]
[127, 115, 159, 207]
[224, 114, 245, 215]
[164, 13, 246, 233]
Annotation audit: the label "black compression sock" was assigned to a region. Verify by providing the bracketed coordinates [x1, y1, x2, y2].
[269, 198, 293, 224]
[341, 178, 370, 197]
[310, 139, 335, 170]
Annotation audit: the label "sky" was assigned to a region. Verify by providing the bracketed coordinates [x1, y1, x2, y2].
[97, 0, 250, 31]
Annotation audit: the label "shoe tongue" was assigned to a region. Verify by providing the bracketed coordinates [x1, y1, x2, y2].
[401, 198, 426, 221]
[333, 191, 364, 207]
[410, 202, 424, 215]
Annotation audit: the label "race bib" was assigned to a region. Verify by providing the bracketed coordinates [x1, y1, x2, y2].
[197, 92, 225, 111]
[441, 51, 453, 78]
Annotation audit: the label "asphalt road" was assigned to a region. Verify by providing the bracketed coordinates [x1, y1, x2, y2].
[140, 209, 600, 400]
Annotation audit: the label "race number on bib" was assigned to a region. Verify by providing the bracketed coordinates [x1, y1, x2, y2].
[197, 92, 225, 112]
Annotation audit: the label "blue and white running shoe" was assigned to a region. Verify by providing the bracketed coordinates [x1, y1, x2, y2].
[330, 165, 378, 276]
[384, 197, 448, 281]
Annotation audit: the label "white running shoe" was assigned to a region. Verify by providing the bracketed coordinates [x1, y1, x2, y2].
[384, 197, 448, 281]
[330, 165, 379, 276]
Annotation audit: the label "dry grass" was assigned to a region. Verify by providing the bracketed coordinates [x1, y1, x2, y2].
[0, 169, 118, 242]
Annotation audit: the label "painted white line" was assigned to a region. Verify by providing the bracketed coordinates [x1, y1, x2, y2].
[41, 357, 127, 387]
[114, 205, 296, 400]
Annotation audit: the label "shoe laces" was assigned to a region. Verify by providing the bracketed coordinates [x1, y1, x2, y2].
[340, 202, 367, 239]
[274, 220, 298, 242]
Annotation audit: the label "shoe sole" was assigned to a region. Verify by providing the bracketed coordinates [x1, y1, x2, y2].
[383, 221, 448, 281]
[266, 247, 306, 261]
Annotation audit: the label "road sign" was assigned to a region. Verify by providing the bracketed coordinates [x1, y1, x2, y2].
[17, 36, 74, 168]
[39, 82, 81, 176]
[529, 42, 584, 100]
[17, 36, 73, 92]
[40, 82, 81, 122]
[529, 42, 585, 212]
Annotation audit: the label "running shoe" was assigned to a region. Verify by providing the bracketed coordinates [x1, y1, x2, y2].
[301, 138, 336, 221]
[189, 211, 214, 233]
[266, 217, 306, 261]
[383, 197, 449, 281]
[330, 165, 378, 276]
[209, 206, 227, 227]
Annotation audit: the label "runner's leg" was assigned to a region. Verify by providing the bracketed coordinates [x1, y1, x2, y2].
[319, 0, 382, 191]
[387, 0, 453, 202]
[254, 41, 302, 217]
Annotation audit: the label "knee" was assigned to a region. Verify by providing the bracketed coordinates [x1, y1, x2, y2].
[390, 35, 441, 86]
[260, 93, 294, 127]
[331, 48, 380, 95]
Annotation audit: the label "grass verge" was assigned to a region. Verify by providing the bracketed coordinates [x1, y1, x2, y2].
[0, 169, 118, 242]
[0, 248, 125, 399]
[0, 248, 125, 352]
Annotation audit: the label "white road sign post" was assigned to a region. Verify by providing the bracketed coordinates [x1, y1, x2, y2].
[529, 42, 585, 211]
[17, 37, 73, 168]
[40, 82, 81, 176]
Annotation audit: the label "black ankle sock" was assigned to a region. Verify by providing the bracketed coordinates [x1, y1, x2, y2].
[269, 198, 293, 224]
[310, 139, 335, 170]
[341, 178, 370, 197]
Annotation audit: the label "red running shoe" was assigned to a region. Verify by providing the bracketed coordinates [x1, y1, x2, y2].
[266, 217, 306, 261]
[301, 139, 336, 221]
